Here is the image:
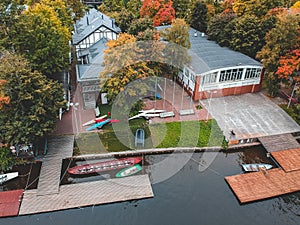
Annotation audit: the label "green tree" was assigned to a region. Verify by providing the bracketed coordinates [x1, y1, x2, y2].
[207, 11, 236, 43]
[0, 147, 15, 172]
[0, 51, 65, 145]
[11, 3, 70, 76]
[98, 0, 126, 14]
[189, 0, 208, 33]
[114, 9, 134, 32]
[257, 12, 300, 96]
[128, 17, 154, 36]
[173, 0, 195, 19]
[0, 0, 25, 48]
[127, 0, 143, 18]
[229, 15, 265, 58]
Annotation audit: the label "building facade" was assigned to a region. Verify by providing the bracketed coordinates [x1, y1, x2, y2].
[177, 28, 263, 100]
[72, 9, 120, 108]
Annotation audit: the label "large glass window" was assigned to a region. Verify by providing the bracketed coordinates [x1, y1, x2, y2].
[219, 69, 244, 82]
[204, 72, 217, 84]
[245, 68, 261, 79]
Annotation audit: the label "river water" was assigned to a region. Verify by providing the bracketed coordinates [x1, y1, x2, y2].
[1, 146, 299, 225]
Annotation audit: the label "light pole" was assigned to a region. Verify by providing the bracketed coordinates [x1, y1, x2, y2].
[70, 102, 79, 135]
[287, 82, 298, 108]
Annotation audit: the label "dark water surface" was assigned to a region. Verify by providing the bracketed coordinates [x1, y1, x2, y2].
[1, 147, 299, 225]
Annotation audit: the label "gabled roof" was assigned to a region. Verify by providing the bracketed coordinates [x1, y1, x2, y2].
[188, 28, 262, 74]
[72, 8, 121, 44]
[77, 38, 107, 81]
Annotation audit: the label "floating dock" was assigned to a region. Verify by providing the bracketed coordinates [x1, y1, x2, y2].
[19, 175, 153, 215]
[0, 190, 23, 217]
[226, 133, 300, 203]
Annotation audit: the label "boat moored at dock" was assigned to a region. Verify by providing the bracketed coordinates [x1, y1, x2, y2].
[241, 163, 273, 172]
[68, 157, 142, 175]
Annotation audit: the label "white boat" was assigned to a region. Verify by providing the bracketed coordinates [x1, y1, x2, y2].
[82, 115, 107, 126]
[0, 172, 19, 184]
[241, 164, 273, 172]
[139, 109, 165, 114]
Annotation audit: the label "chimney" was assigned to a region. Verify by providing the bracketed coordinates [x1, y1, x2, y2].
[87, 16, 89, 25]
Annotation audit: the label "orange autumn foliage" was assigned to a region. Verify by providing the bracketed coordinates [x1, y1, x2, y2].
[276, 49, 300, 82]
[0, 80, 10, 108]
[140, 0, 175, 26]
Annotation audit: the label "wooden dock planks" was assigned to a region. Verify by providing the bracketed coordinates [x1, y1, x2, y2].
[19, 175, 153, 215]
[225, 168, 300, 203]
[259, 133, 299, 152]
[37, 135, 74, 196]
[0, 190, 23, 217]
[271, 148, 300, 172]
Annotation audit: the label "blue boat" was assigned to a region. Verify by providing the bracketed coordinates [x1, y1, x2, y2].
[86, 119, 110, 131]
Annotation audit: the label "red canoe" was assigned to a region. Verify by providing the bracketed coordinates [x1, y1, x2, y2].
[68, 157, 142, 175]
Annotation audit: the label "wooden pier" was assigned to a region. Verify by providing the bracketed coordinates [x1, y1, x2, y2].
[19, 175, 153, 215]
[226, 133, 300, 203]
[17, 135, 153, 215]
[258, 133, 299, 152]
[37, 135, 74, 196]
[225, 168, 300, 203]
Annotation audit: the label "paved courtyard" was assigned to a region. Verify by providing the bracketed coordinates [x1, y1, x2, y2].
[200, 93, 300, 141]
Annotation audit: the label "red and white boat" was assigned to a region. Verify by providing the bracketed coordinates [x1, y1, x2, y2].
[68, 157, 142, 175]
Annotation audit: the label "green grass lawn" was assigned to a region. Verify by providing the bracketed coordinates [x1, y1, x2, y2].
[149, 120, 225, 148]
[73, 118, 226, 155]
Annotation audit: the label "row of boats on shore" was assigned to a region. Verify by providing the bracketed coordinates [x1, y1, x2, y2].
[67, 157, 143, 178]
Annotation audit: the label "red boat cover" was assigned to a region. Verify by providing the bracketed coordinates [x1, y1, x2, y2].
[0, 189, 23, 217]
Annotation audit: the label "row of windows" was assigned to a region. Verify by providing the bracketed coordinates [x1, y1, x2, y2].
[245, 68, 261, 79]
[219, 68, 244, 82]
[202, 68, 261, 84]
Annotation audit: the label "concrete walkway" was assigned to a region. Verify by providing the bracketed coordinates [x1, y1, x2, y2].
[200, 93, 300, 141]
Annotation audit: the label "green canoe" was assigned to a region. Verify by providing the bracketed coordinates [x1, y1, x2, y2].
[115, 164, 142, 178]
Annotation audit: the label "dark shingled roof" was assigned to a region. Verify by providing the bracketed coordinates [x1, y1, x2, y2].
[157, 26, 262, 75]
[188, 28, 262, 74]
[77, 38, 107, 81]
[72, 8, 121, 45]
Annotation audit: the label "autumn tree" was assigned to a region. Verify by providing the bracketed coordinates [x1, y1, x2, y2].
[39, 0, 74, 32]
[11, 3, 70, 76]
[140, 0, 175, 26]
[257, 12, 300, 96]
[189, 0, 208, 33]
[276, 48, 300, 82]
[0, 80, 10, 109]
[160, 18, 191, 77]
[100, 33, 156, 102]
[0, 51, 65, 145]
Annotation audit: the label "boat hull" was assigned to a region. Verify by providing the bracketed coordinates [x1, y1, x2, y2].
[68, 157, 142, 175]
[0, 172, 19, 184]
[242, 163, 273, 172]
[115, 164, 142, 178]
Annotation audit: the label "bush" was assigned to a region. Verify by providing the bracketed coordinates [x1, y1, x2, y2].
[0, 147, 16, 172]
